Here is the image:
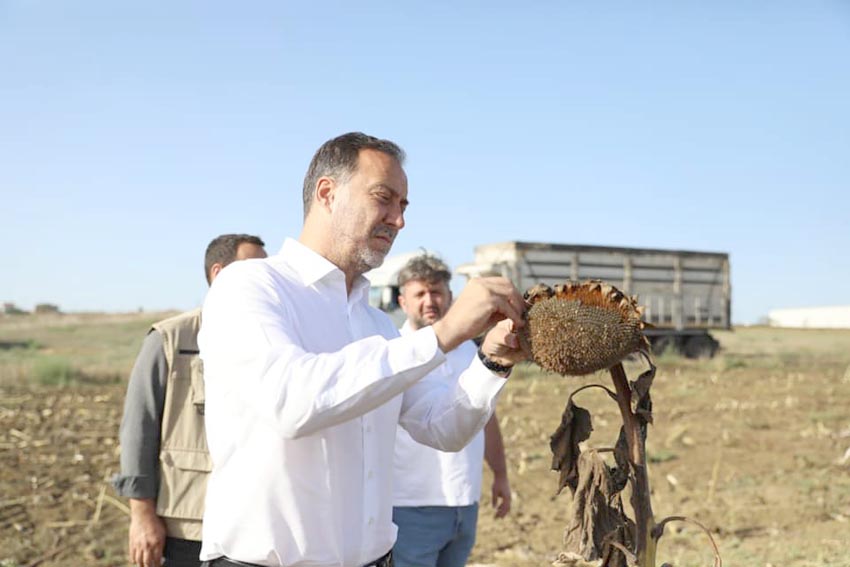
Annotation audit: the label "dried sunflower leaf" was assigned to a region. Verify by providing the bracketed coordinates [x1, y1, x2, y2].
[629, 360, 656, 425]
[551, 399, 593, 495]
[600, 532, 636, 567]
[610, 428, 630, 494]
[563, 451, 634, 564]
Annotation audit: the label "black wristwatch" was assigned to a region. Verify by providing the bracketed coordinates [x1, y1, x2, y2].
[477, 348, 513, 376]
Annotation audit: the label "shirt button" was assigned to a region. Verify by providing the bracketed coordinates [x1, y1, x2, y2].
[368, 517, 374, 526]
[365, 425, 372, 433]
[368, 470, 374, 479]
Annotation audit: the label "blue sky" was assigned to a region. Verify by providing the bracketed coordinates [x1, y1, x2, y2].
[2, 1, 848, 324]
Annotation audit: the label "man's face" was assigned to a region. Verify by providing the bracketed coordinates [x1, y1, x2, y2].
[398, 279, 452, 330]
[235, 242, 267, 261]
[328, 149, 408, 274]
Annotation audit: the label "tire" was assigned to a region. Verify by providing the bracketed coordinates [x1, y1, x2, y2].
[683, 334, 719, 359]
[650, 335, 676, 356]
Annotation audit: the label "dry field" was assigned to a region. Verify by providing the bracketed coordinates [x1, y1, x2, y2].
[1, 313, 849, 566]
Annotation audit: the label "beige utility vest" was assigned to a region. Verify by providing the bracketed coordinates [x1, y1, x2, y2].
[152, 308, 212, 541]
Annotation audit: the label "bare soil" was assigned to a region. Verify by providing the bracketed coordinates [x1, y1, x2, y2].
[1, 318, 849, 566]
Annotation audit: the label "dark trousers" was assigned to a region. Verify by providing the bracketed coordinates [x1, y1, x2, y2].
[202, 550, 393, 567]
[164, 537, 202, 567]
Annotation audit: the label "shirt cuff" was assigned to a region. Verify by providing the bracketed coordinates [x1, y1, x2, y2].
[111, 473, 157, 499]
[457, 354, 509, 408]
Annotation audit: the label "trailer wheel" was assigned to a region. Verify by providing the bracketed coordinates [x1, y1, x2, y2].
[683, 334, 719, 359]
[650, 335, 677, 356]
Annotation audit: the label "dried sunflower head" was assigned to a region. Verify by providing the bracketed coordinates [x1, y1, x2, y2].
[519, 280, 650, 376]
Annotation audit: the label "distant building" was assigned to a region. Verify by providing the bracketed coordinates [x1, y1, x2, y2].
[768, 306, 850, 329]
[2, 302, 27, 315]
[34, 303, 61, 315]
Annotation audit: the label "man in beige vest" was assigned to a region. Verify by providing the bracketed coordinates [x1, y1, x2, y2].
[113, 234, 267, 567]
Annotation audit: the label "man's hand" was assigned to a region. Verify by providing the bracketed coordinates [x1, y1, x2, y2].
[491, 472, 512, 519]
[479, 319, 527, 369]
[128, 498, 166, 567]
[431, 277, 525, 354]
[484, 413, 511, 518]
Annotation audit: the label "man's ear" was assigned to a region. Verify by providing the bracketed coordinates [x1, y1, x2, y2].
[397, 290, 408, 313]
[315, 177, 336, 212]
[208, 263, 224, 284]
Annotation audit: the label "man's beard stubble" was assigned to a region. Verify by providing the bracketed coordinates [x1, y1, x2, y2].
[357, 225, 398, 271]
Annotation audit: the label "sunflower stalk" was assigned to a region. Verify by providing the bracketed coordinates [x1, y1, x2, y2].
[609, 362, 656, 567]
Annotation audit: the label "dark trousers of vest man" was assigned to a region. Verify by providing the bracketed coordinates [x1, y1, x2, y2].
[164, 537, 202, 567]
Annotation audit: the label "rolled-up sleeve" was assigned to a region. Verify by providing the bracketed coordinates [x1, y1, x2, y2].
[112, 331, 168, 498]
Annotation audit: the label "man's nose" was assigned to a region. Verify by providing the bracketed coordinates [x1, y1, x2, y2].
[386, 203, 405, 229]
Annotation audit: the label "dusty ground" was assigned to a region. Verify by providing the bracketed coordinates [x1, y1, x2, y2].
[1, 314, 849, 566]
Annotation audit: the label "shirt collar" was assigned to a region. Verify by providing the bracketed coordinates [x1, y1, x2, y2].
[279, 238, 372, 300]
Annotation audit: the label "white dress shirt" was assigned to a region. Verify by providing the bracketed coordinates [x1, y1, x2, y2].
[392, 325, 484, 508]
[198, 238, 506, 567]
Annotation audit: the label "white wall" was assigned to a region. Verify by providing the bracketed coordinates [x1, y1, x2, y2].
[767, 306, 850, 329]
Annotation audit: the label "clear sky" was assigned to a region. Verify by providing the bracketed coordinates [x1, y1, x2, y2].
[2, 1, 848, 324]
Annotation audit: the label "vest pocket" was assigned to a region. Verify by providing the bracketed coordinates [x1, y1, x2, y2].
[157, 449, 212, 520]
[190, 355, 205, 415]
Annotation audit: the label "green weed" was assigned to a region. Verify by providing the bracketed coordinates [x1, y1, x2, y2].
[33, 356, 77, 386]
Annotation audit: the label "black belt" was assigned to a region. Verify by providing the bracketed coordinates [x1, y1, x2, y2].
[204, 550, 392, 567]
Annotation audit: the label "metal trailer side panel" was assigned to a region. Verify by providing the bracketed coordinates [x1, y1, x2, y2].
[457, 241, 731, 331]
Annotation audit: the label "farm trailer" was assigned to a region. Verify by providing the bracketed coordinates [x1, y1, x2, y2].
[455, 241, 731, 358]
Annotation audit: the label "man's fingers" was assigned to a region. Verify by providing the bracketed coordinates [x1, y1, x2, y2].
[493, 497, 507, 518]
[494, 296, 524, 328]
[473, 277, 526, 326]
[140, 544, 162, 567]
[505, 330, 519, 349]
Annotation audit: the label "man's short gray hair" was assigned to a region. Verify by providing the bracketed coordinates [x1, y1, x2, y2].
[397, 254, 452, 289]
[302, 132, 406, 217]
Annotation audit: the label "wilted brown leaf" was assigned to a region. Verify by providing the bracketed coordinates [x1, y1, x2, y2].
[629, 351, 655, 423]
[610, 428, 630, 494]
[629, 357, 656, 426]
[550, 399, 593, 495]
[563, 451, 635, 566]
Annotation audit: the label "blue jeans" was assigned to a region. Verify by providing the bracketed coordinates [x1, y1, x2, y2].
[392, 504, 479, 567]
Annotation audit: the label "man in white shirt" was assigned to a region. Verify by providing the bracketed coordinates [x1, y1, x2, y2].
[392, 254, 511, 567]
[198, 132, 527, 567]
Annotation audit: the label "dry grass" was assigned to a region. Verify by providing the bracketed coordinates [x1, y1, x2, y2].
[0, 311, 177, 386]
